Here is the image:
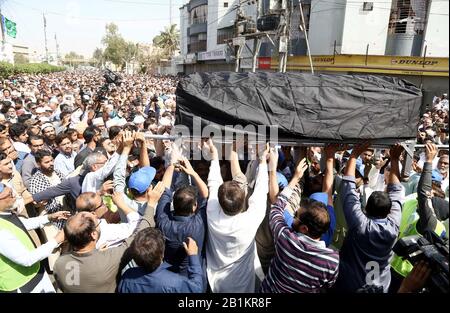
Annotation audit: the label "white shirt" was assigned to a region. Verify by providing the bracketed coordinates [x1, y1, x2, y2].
[206, 160, 269, 293]
[81, 153, 120, 193]
[0, 213, 57, 292]
[418, 153, 439, 170]
[13, 142, 31, 154]
[54, 151, 77, 177]
[96, 211, 140, 249]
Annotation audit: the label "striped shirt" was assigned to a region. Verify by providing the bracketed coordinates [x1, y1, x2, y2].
[260, 187, 340, 293]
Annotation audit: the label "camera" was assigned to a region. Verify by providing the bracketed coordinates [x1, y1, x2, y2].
[103, 69, 122, 86]
[95, 69, 123, 103]
[393, 230, 449, 293]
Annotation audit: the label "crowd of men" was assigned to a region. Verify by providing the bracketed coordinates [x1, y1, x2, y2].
[0, 70, 448, 293]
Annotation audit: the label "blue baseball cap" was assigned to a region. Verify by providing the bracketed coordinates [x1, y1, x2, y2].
[355, 158, 365, 178]
[310, 192, 328, 206]
[128, 167, 157, 194]
[432, 169, 443, 183]
[276, 172, 288, 189]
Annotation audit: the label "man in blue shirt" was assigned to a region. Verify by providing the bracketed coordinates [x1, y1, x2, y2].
[118, 230, 203, 293]
[155, 156, 209, 291]
[333, 143, 404, 293]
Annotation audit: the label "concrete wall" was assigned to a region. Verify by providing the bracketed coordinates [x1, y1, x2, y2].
[340, 0, 392, 55]
[423, 0, 449, 57]
[308, 0, 346, 54]
[180, 5, 190, 56]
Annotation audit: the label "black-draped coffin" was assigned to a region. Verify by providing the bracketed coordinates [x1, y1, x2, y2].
[175, 71, 422, 144]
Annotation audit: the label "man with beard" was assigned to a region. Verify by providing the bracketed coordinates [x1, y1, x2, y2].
[29, 150, 67, 229]
[21, 135, 45, 189]
[74, 126, 101, 169]
[436, 154, 449, 194]
[54, 133, 77, 177]
[40, 123, 58, 158]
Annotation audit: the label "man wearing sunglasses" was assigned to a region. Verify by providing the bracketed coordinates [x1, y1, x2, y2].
[75, 191, 140, 249]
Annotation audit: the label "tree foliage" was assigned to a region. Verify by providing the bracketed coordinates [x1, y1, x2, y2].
[102, 23, 127, 69]
[64, 51, 84, 60]
[152, 24, 180, 59]
[14, 54, 29, 64]
[0, 62, 65, 79]
[92, 48, 104, 67]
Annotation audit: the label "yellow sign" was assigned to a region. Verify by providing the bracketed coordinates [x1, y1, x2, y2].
[271, 54, 449, 77]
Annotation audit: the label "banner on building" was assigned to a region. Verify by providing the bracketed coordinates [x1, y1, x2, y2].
[198, 48, 226, 61]
[270, 54, 449, 77]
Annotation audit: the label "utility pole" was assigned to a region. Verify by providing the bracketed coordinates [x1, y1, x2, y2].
[0, 2, 5, 62]
[278, 0, 290, 73]
[169, 0, 172, 25]
[54, 33, 60, 65]
[299, 0, 314, 74]
[43, 13, 49, 63]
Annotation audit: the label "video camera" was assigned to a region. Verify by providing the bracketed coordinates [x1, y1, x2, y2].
[96, 69, 123, 102]
[393, 230, 449, 293]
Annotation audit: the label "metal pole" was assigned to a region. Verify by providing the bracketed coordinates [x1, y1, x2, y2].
[235, 44, 243, 72]
[43, 13, 49, 63]
[333, 40, 336, 64]
[0, 3, 6, 62]
[422, 45, 427, 68]
[252, 37, 261, 73]
[55, 33, 60, 66]
[169, 0, 172, 25]
[365, 44, 369, 66]
[299, 0, 314, 74]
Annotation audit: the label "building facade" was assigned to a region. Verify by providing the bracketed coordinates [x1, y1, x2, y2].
[178, 0, 448, 74]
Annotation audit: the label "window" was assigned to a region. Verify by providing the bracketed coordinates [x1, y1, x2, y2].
[217, 27, 234, 45]
[363, 2, 374, 11]
[224, 2, 228, 8]
[388, 0, 430, 35]
[190, 5, 208, 25]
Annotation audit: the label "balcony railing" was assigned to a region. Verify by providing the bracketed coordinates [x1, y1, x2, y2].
[191, 16, 207, 25]
[188, 41, 207, 53]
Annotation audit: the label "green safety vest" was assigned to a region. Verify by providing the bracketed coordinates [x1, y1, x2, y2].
[0, 217, 40, 291]
[391, 196, 447, 278]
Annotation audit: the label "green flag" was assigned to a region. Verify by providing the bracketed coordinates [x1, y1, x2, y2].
[2, 16, 17, 38]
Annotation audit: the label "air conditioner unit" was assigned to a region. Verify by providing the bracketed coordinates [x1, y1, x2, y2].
[257, 15, 281, 32]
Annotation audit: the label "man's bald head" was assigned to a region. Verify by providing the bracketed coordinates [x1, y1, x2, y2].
[76, 192, 98, 212]
[64, 212, 99, 251]
[76, 192, 109, 218]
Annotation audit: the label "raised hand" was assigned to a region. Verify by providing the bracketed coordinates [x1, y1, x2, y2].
[350, 141, 372, 158]
[146, 181, 165, 207]
[100, 180, 114, 196]
[324, 143, 342, 159]
[203, 138, 218, 160]
[178, 157, 195, 176]
[425, 142, 438, 163]
[134, 132, 146, 143]
[293, 158, 309, 180]
[48, 211, 72, 222]
[259, 143, 270, 164]
[183, 237, 199, 256]
[122, 130, 135, 150]
[389, 144, 404, 161]
[268, 147, 279, 172]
